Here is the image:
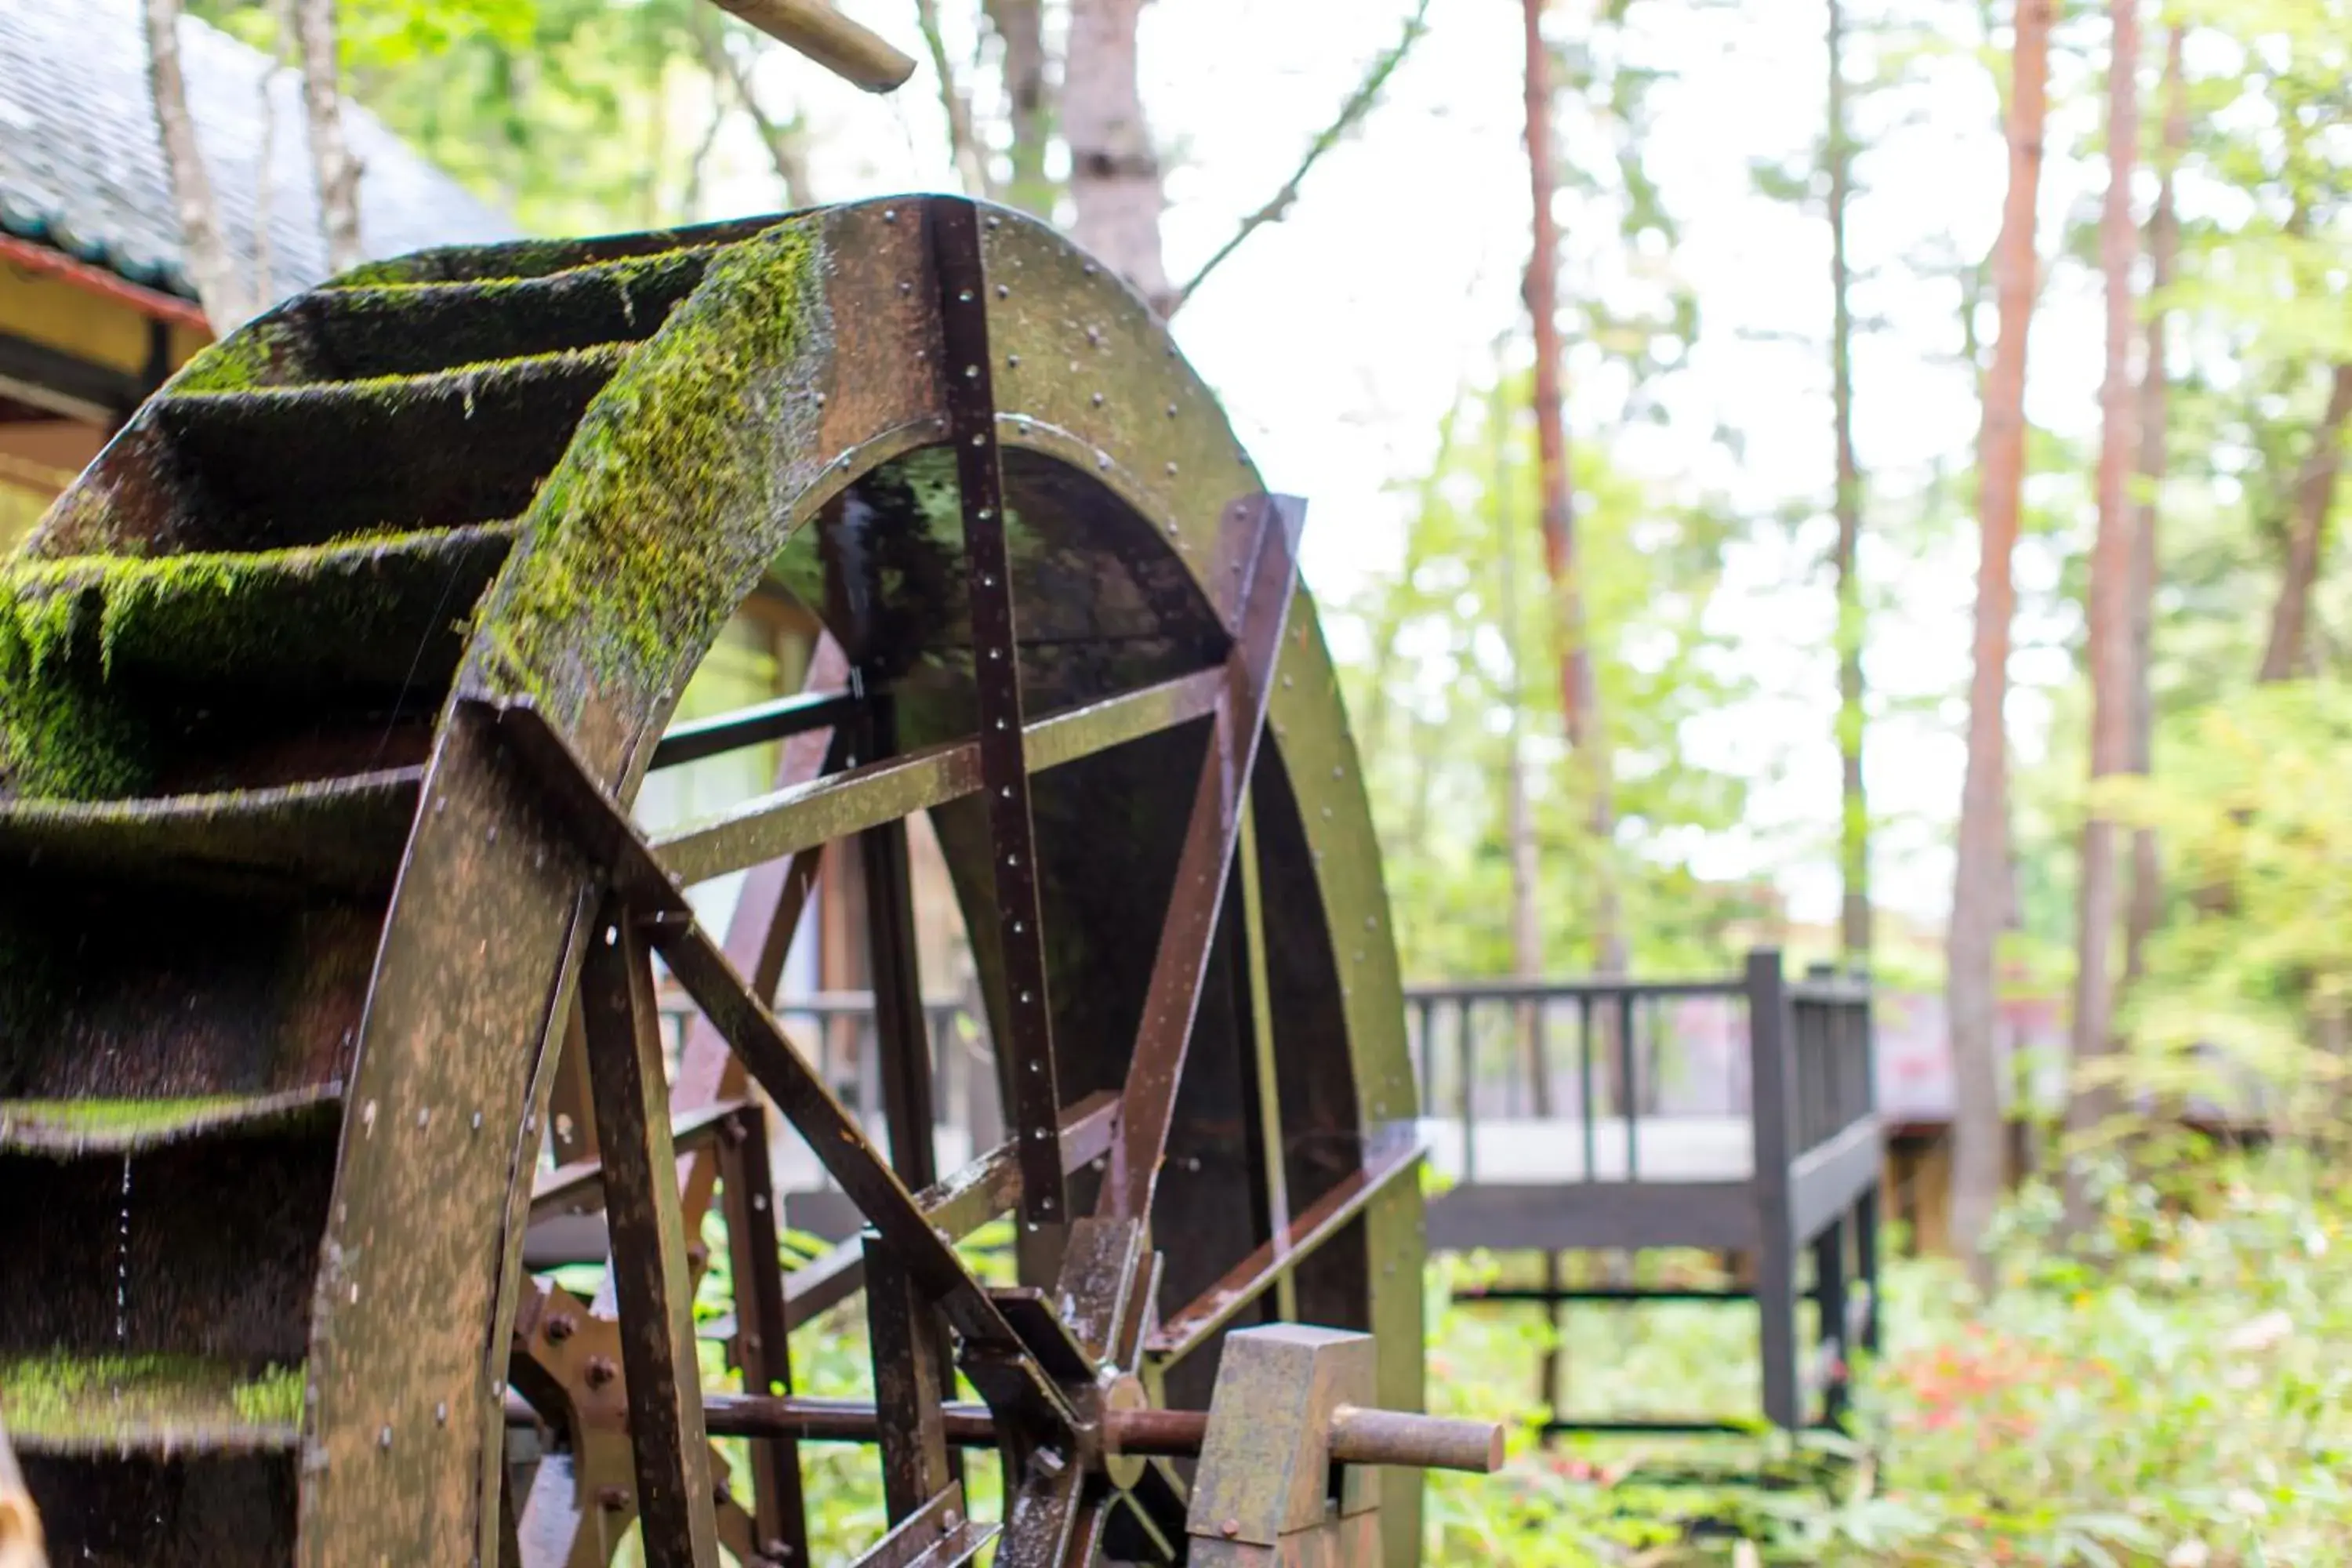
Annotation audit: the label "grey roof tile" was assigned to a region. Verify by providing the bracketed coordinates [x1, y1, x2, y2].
[0, 0, 516, 307]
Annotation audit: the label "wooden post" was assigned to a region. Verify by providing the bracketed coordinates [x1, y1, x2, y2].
[1746, 948, 1801, 1430]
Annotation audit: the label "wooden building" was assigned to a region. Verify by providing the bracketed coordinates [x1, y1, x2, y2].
[0, 0, 511, 546]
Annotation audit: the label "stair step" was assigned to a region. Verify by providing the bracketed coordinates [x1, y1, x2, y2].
[3, 522, 516, 694]
[0, 1352, 300, 1455]
[180, 249, 724, 391]
[0, 769, 423, 891]
[151, 345, 630, 550]
[0, 1087, 343, 1157]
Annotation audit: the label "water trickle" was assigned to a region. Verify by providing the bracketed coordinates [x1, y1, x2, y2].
[115, 1153, 132, 1346]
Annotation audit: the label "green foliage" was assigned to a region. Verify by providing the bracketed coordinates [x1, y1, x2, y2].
[0, 1352, 304, 1437]
[1423, 1156, 2352, 1564]
[2096, 683, 2352, 1126]
[1335, 376, 1756, 981]
[481, 221, 817, 716]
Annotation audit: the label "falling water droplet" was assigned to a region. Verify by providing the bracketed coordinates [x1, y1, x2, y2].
[116, 1153, 132, 1347]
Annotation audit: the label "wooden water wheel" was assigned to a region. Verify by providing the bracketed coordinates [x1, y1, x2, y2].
[0, 198, 1461, 1566]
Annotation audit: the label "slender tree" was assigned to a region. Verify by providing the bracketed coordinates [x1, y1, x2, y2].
[2257, 363, 2352, 681]
[913, 0, 993, 198]
[984, 0, 1054, 216]
[1827, 0, 1870, 964]
[1948, 0, 2053, 1279]
[2124, 22, 2185, 990]
[292, 0, 362, 273]
[1523, 0, 1624, 978]
[691, 10, 817, 206]
[144, 0, 248, 329]
[2067, 0, 2143, 1233]
[1065, 0, 1174, 313]
[1171, 0, 1434, 311]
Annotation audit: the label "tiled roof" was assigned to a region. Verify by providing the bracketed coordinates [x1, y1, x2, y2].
[0, 0, 514, 307]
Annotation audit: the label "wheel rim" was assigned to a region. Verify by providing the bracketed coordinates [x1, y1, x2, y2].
[0, 198, 1421, 1567]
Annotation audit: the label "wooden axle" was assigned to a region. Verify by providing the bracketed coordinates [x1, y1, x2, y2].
[506, 1392, 1504, 1475]
[702, 0, 916, 91]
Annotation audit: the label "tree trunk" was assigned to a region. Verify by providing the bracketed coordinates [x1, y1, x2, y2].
[913, 0, 992, 198]
[1948, 0, 2052, 1286]
[985, 0, 1054, 216]
[143, 0, 248, 330]
[2256, 362, 2352, 682]
[292, 0, 362, 274]
[2123, 24, 2183, 992]
[1494, 378, 1547, 1100]
[2064, 0, 2141, 1238]
[692, 13, 816, 206]
[1065, 0, 1174, 314]
[1828, 0, 1870, 965]
[1523, 0, 1622, 980]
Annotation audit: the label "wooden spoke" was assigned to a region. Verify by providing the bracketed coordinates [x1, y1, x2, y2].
[862, 1240, 955, 1523]
[1096, 495, 1305, 1230]
[781, 1091, 1122, 1330]
[477, 699, 1059, 1390]
[858, 691, 963, 1513]
[714, 1108, 807, 1566]
[1143, 1129, 1423, 1370]
[652, 668, 1225, 886]
[648, 688, 861, 771]
[933, 194, 1068, 1231]
[578, 901, 720, 1567]
[1233, 796, 1299, 1323]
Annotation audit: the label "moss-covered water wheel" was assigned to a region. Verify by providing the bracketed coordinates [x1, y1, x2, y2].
[0, 199, 1429, 1566]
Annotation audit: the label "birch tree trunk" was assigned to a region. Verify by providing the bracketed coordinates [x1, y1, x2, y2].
[2123, 24, 2184, 993]
[1948, 0, 2052, 1283]
[985, 0, 1054, 216]
[691, 12, 816, 206]
[292, 0, 362, 274]
[1828, 0, 1870, 965]
[913, 0, 992, 198]
[1065, 0, 1174, 314]
[144, 0, 248, 330]
[1523, 0, 1623, 983]
[2257, 363, 2352, 682]
[2065, 0, 2142, 1239]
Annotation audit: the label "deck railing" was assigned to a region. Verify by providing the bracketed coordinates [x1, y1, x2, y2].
[655, 987, 998, 1159]
[1403, 949, 1874, 1183]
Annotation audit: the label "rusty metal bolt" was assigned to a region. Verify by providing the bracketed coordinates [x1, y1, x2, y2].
[597, 1486, 629, 1512]
[1221, 1519, 1241, 1538]
[543, 1314, 576, 1345]
[584, 1356, 619, 1389]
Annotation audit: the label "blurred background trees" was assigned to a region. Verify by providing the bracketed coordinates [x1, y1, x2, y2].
[129, 0, 2352, 1256]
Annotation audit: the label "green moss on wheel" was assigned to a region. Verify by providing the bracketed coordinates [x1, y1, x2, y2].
[0, 1352, 303, 1440]
[480, 220, 822, 717]
[166, 318, 292, 394]
[0, 622, 149, 800]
